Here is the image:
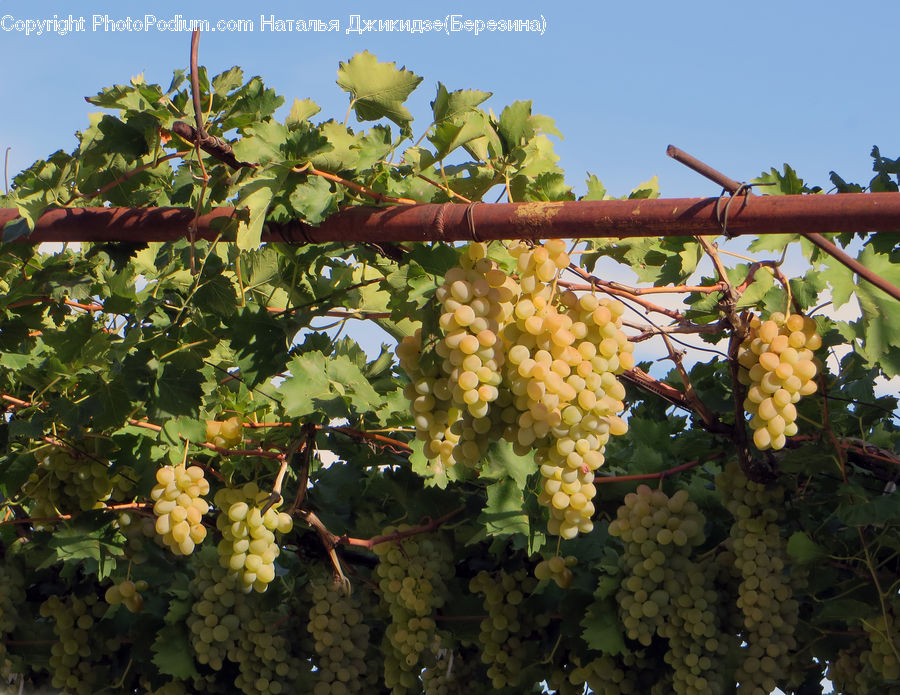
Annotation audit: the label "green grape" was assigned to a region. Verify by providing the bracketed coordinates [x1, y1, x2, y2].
[214, 483, 292, 592]
[397, 239, 635, 539]
[21, 443, 127, 525]
[40, 593, 108, 695]
[0, 557, 26, 678]
[738, 313, 820, 451]
[717, 462, 800, 693]
[187, 550, 303, 694]
[305, 572, 371, 694]
[151, 464, 210, 556]
[422, 645, 486, 695]
[469, 568, 549, 690]
[374, 526, 452, 693]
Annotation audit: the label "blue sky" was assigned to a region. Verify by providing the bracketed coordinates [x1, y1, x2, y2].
[2, 0, 899, 197]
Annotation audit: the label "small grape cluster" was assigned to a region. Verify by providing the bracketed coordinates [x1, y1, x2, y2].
[862, 599, 900, 681]
[469, 568, 549, 690]
[0, 558, 25, 677]
[151, 465, 210, 555]
[828, 641, 900, 695]
[116, 511, 160, 563]
[534, 554, 576, 589]
[105, 579, 148, 613]
[187, 559, 240, 671]
[374, 528, 452, 693]
[737, 312, 821, 450]
[40, 593, 108, 695]
[22, 444, 124, 523]
[214, 483, 293, 593]
[206, 416, 243, 449]
[422, 646, 485, 695]
[231, 612, 304, 695]
[717, 461, 799, 694]
[568, 650, 659, 695]
[306, 573, 371, 695]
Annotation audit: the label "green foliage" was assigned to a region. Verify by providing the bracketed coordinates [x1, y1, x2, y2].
[0, 52, 898, 695]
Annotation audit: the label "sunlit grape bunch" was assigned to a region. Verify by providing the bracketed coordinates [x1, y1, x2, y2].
[396, 239, 635, 540]
[214, 482, 293, 593]
[104, 579, 148, 614]
[738, 312, 821, 450]
[206, 416, 243, 449]
[151, 464, 210, 555]
[534, 554, 576, 589]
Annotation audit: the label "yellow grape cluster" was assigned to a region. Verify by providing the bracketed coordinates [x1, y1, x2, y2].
[104, 579, 148, 614]
[207, 416, 243, 449]
[214, 483, 293, 593]
[397, 240, 634, 539]
[151, 465, 210, 555]
[533, 554, 576, 589]
[737, 312, 821, 450]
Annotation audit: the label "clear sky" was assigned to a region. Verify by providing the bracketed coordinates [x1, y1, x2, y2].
[2, 0, 899, 198]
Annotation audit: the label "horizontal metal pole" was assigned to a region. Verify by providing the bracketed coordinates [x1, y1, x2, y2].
[2, 193, 900, 244]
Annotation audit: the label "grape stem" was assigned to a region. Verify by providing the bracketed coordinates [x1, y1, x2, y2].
[287, 423, 317, 515]
[0, 502, 152, 527]
[338, 506, 465, 550]
[594, 454, 721, 484]
[659, 333, 726, 433]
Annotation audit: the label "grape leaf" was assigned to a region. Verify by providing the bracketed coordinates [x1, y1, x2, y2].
[431, 83, 492, 124]
[477, 479, 530, 538]
[786, 531, 825, 563]
[152, 624, 200, 680]
[581, 599, 625, 654]
[337, 51, 423, 127]
[286, 97, 321, 126]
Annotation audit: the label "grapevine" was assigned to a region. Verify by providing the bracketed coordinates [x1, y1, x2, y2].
[0, 47, 897, 695]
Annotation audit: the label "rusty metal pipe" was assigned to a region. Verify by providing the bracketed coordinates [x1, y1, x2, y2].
[3, 194, 900, 246]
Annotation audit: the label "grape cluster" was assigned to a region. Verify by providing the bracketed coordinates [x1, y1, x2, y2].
[187, 560, 241, 671]
[40, 594, 108, 695]
[422, 646, 485, 695]
[862, 599, 900, 681]
[396, 240, 635, 539]
[206, 416, 243, 449]
[116, 511, 160, 563]
[374, 527, 452, 693]
[568, 650, 660, 695]
[151, 464, 210, 555]
[187, 553, 303, 693]
[608, 485, 727, 694]
[214, 483, 292, 593]
[231, 612, 304, 695]
[534, 554, 576, 589]
[0, 558, 25, 677]
[396, 330, 461, 473]
[105, 579, 148, 613]
[828, 641, 900, 695]
[22, 444, 124, 523]
[737, 312, 821, 450]
[469, 568, 549, 690]
[608, 486, 706, 645]
[306, 573, 371, 695]
[717, 461, 799, 694]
